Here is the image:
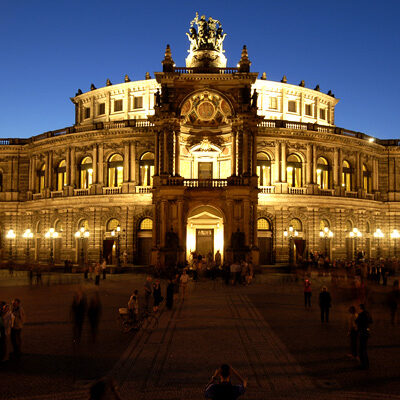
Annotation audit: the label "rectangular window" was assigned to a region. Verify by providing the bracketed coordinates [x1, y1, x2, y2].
[84, 107, 90, 119]
[288, 101, 296, 113]
[320, 109, 326, 120]
[134, 96, 143, 109]
[269, 97, 277, 110]
[305, 104, 313, 116]
[114, 99, 123, 112]
[98, 103, 105, 115]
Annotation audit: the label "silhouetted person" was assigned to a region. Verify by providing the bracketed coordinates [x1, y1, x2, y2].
[89, 378, 122, 400]
[11, 298, 25, 358]
[319, 286, 331, 322]
[205, 364, 247, 399]
[71, 289, 87, 345]
[88, 292, 102, 343]
[347, 306, 358, 359]
[166, 279, 174, 310]
[388, 280, 399, 325]
[304, 279, 312, 309]
[355, 303, 372, 369]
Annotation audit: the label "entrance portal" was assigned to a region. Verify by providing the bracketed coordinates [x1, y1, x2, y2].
[186, 206, 224, 262]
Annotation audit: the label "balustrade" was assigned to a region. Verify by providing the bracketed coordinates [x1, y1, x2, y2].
[50, 190, 63, 198]
[345, 191, 358, 198]
[102, 187, 122, 195]
[318, 188, 334, 196]
[135, 186, 152, 194]
[288, 187, 307, 195]
[74, 188, 89, 196]
[259, 186, 275, 194]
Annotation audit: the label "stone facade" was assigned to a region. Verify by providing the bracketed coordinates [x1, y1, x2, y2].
[1, 20, 400, 266]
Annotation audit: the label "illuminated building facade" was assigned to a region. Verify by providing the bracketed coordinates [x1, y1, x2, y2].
[1, 15, 400, 266]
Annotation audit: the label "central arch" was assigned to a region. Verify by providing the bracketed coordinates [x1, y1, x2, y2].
[186, 205, 224, 262]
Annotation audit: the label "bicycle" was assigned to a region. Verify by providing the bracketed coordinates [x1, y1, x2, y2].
[118, 308, 159, 334]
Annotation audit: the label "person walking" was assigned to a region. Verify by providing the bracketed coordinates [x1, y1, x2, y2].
[101, 259, 107, 280]
[166, 279, 174, 310]
[94, 263, 101, 286]
[347, 306, 358, 359]
[144, 276, 153, 313]
[319, 286, 331, 323]
[304, 279, 312, 309]
[87, 292, 102, 343]
[10, 298, 26, 358]
[355, 303, 373, 369]
[1, 303, 12, 361]
[180, 269, 189, 301]
[205, 364, 247, 400]
[71, 289, 87, 346]
[152, 280, 162, 312]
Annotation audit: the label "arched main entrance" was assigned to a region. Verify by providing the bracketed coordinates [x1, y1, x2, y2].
[186, 205, 224, 262]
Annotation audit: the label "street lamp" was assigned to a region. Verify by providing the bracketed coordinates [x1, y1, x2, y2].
[6, 229, 16, 262]
[373, 228, 384, 259]
[75, 227, 90, 266]
[319, 227, 334, 257]
[111, 225, 121, 267]
[391, 229, 400, 258]
[45, 228, 59, 264]
[22, 229, 34, 263]
[283, 225, 298, 266]
[349, 227, 362, 260]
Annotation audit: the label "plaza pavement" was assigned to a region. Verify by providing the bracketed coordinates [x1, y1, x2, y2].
[1, 270, 400, 399]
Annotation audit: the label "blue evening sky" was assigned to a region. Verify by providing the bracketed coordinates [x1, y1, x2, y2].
[0, 0, 399, 139]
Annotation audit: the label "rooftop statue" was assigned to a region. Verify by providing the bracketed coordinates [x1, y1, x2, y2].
[186, 12, 227, 53]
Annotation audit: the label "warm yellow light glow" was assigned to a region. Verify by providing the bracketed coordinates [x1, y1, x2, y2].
[287, 166, 293, 172]
[391, 229, 400, 239]
[368, 138, 375, 143]
[374, 228, 384, 238]
[23, 229, 33, 239]
[88, 168, 93, 174]
[6, 229, 16, 239]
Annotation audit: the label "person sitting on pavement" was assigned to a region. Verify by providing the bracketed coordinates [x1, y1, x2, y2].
[205, 364, 247, 400]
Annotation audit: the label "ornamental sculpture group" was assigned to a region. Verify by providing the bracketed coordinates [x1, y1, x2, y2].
[187, 13, 227, 53]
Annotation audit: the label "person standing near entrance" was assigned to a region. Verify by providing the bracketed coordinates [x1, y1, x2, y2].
[101, 259, 107, 280]
[180, 269, 189, 300]
[144, 276, 153, 312]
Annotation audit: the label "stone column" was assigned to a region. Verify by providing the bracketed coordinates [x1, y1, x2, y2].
[243, 200, 250, 246]
[306, 144, 312, 184]
[243, 131, 249, 174]
[31, 156, 37, 191]
[175, 131, 180, 176]
[252, 132, 257, 176]
[123, 142, 129, 182]
[152, 204, 157, 247]
[48, 151, 53, 190]
[338, 148, 343, 187]
[281, 142, 286, 183]
[130, 142, 136, 183]
[106, 92, 111, 122]
[177, 200, 183, 244]
[28, 157, 33, 191]
[45, 153, 50, 188]
[231, 131, 237, 175]
[161, 200, 167, 247]
[70, 147, 76, 188]
[98, 144, 104, 185]
[312, 144, 317, 184]
[163, 130, 168, 174]
[333, 147, 339, 187]
[154, 132, 159, 176]
[274, 141, 280, 183]
[356, 153, 361, 189]
[65, 148, 71, 186]
[92, 145, 98, 184]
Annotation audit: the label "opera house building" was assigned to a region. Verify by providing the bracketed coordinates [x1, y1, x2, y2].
[1, 15, 399, 267]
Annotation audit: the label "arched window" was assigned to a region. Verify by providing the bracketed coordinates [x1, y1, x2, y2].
[345, 220, 353, 233]
[139, 152, 154, 187]
[56, 160, 66, 191]
[362, 164, 371, 193]
[257, 218, 271, 231]
[140, 218, 153, 230]
[106, 218, 120, 232]
[37, 164, 46, 193]
[290, 218, 302, 232]
[365, 221, 370, 234]
[78, 219, 89, 231]
[316, 157, 330, 189]
[287, 154, 302, 188]
[320, 219, 330, 230]
[257, 152, 271, 187]
[79, 157, 93, 189]
[342, 160, 352, 191]
[55, 219, 64, 233]
[108, 154, 123, 187]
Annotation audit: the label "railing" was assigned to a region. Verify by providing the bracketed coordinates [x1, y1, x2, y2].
[135, 186, 152, 194]
[183, 179, 228, 188]
[318, 188, 334, 196]
[345, 191, 358, 198]
[284, 122, 308, 130]
[50, 190, 63, 198]
[288, 187, 307, 195]
[32, 193, 43, 200]
[74, 188, 89, 196]
[259, 186, 275, 194]
[102, 187, 121, 195]
[365, 193, 374, 200]
[173, 67, 239, 74]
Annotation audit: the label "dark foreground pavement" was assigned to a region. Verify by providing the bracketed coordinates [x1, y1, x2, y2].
[1, 271, 400, 399]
